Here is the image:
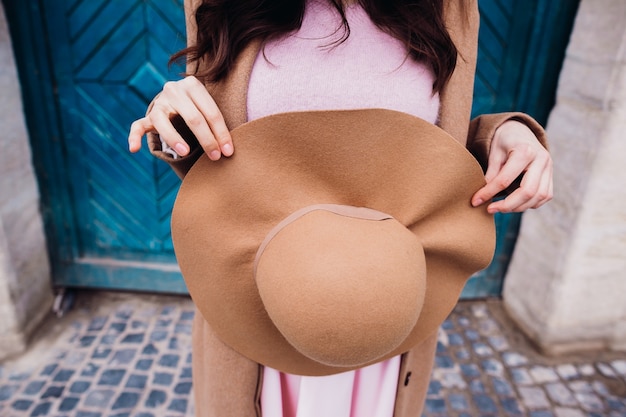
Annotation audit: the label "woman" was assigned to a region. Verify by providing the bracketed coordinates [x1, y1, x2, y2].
[128, 0, 553, 415]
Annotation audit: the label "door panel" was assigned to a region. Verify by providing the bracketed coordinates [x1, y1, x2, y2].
[7, 0, 188, 292]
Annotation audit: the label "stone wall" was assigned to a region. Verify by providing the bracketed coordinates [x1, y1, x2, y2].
[504, 0, 626, 354]
[0, 4, 53, 360]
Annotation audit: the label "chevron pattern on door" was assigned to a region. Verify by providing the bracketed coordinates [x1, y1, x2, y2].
[472, 0, 535, 117]
[42, 0, 188, 291]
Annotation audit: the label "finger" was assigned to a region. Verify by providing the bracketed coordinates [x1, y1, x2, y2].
[149, 107, 192, 156]
[184, 82, 233, 157]
[488, 155, 551, 213]
[162, 78, 232, 160]
[472, 150, 505, 206]
[484, 147, 506, 183]
[528, 161, 554, 209]
[128, 118, 154, 153]
[487, 165, 541, 213]
[472, 149, 532, 206]
[511, 153, 553, 211]
[159, 80, 218, 157]
[179, 98, 223, 160]
[544, 170, 554, 205]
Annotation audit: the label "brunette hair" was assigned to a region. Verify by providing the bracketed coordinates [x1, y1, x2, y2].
[172, 0, 458, 93]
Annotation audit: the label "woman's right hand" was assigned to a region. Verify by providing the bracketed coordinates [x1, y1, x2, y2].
[127, 76, 233, 161]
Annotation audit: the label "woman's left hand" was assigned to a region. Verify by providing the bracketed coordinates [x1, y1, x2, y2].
[471, 120, 553, 214]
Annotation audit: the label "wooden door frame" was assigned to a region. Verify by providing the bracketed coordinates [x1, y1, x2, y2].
[3, 0, 75, 282]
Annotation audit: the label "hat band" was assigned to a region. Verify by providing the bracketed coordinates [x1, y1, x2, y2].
[253, 204, 394, 278]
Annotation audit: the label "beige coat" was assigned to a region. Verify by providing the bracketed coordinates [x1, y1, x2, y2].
[148, 1, 547, 415]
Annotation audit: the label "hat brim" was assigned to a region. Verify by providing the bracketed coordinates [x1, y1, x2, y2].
[171, 109, 495, 376]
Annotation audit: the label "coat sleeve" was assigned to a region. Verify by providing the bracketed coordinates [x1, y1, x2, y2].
[466, 112, 548, 172]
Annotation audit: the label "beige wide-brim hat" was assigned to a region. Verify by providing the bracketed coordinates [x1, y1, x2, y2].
[171, 109, 495, 376]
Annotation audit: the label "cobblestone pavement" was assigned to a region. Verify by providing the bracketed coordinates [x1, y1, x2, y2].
[0, 291, 625, 417]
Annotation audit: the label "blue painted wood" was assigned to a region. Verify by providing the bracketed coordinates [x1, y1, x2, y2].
[2, 0, 81, 275]
[5, 0, 187, 292]
[7, 0, 578, 296]
[65, 262, 188, 294]
[463, 0, 580, 299]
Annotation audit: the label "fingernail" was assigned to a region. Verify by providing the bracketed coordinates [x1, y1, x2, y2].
[209, 150, 221, 160]
[222, 143, 233, 156]
[473, 198, 483, 207]
[175, 143, 189, 155]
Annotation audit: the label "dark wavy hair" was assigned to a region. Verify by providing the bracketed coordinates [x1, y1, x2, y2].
[172, 0, 458, 93]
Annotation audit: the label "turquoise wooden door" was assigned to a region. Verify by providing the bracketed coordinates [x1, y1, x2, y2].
[5, 0, 578, 295]
[4, 0, 188, 293]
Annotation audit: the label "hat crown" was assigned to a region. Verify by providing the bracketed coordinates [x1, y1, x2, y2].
[255, 205, 427, 368]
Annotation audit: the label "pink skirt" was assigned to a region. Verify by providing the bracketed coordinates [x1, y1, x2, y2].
[261, 356, 401, 417]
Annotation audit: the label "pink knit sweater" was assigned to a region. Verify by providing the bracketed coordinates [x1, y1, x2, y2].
[248, 1, 440, 416]
[247, 0, 439, 122]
